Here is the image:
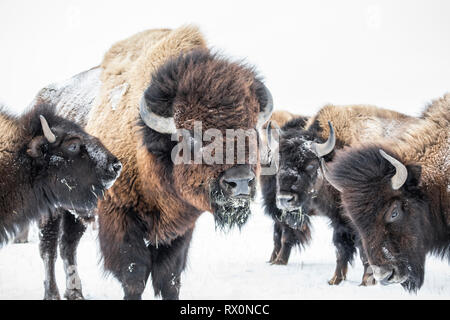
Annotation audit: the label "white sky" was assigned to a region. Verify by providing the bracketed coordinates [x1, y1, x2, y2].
[0, 0, 449, 116]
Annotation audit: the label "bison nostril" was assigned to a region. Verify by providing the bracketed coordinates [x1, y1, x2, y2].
[276, 193, 298, 209]
[219, 165, 254, 197]
[220, 177, 252, 197]
[372, 265, 398, 285]
[111, 161, 122, 174]
[387, 270, 395, 282]
[224, 180, 237, 189]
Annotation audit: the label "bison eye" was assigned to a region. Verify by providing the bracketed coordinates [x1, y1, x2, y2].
[386, 207, 402, 223]
[305, 164, 315, 172]
[63, 139, 81, 154]
[391, 210, 398, 219]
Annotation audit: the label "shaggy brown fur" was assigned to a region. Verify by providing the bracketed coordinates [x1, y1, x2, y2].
[305, 104, 414, 148]
[329, 94, 449, 291]
[263, 110, 298, 129]
[0, 111, 29, 231]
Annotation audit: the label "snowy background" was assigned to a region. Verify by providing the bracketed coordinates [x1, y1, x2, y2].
[0, 0, 449, 299]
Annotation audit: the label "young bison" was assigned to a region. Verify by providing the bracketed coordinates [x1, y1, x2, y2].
[32, 66, 105, 300]
[322, 94, 449, 292]
[0, 102, 121, 246]
[260, 115, 314, 265]
[265, 104, 412, 285]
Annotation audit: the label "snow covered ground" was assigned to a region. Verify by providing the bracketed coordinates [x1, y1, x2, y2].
[0, 197, 448, 300]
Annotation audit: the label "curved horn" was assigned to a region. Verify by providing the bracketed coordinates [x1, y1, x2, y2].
[320, 158, 343, 192]
[139, 95, 177, 134]
[256, 84, 274, 128]
[266, 120, 281, 152]
[39, 115, 56, 143]
[311, 121, 336, 158]
[265, 120, 273, 146]
[379, 149, 408, 190]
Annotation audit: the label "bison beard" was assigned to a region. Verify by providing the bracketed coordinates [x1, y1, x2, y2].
[277, 207, 308, 230]
[210, 182, 251, 231]
[401, 264, 424, 292]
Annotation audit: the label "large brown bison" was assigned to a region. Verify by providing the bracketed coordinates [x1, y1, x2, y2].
[321, 94, 449, 292]
[35, 26, 273, 299]
[264, 104, 413, 285]
[0, 102, 120, 255]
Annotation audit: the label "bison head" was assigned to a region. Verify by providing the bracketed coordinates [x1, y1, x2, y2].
[139, 49, 273, 230]
[265, 119, 335, 228]
[322, 146, 429, 292]
[25, 104, 122, 213]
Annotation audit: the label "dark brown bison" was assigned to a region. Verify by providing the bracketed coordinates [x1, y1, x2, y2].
[321, 94, 449, 292]
[0, 102, 120, 250]
[30, 66, 109, 300]
[35, 26, 273, 300]
[260, 114, 314, 265]
[264, 104, 412, 285]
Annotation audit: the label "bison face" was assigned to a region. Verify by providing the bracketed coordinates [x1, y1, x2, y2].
[326, 146, 429, 292]
[139, 49, 272, 230]
[27, 112, 121, 213]
[267, 121, 335, 229]
[365, 197, 428, 292]
[276, 132, 320, 218]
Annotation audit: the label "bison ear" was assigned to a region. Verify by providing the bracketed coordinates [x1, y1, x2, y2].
[253, 79, 273, 128]
[405, 164, 422, 189]
[27, 136, 46, 158]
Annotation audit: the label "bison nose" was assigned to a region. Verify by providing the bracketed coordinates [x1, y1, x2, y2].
[371, 265, 397, 285]
[220, 165, 255, 197]
[109, 159, 123, 177]
[276, 192, 298, 210]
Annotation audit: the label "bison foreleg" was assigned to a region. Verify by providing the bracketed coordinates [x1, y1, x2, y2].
[98, 209, 152, 300]
[39, 212, 62, 300]
[119, 241, 151, 300]
[272, 223, 304, 265]
[328, 225, 356, 285]
[150, 228, 194, 300]
[59, 211, 86, 300]
[13, 225, 29, 243]
[357, 243, 377, 286]
[269, 222, 282, 263]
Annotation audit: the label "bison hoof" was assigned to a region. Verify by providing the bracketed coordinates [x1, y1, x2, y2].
[13, 239, 28, 244]
[328, 275, 345, 285]
[270, 259, 288, 265]
[44, 292, 61, 300]
[124, 294, 143, 300]
[64, 289, 84, 300]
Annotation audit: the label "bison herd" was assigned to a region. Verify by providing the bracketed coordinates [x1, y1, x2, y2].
[0, 26, 448, 299]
